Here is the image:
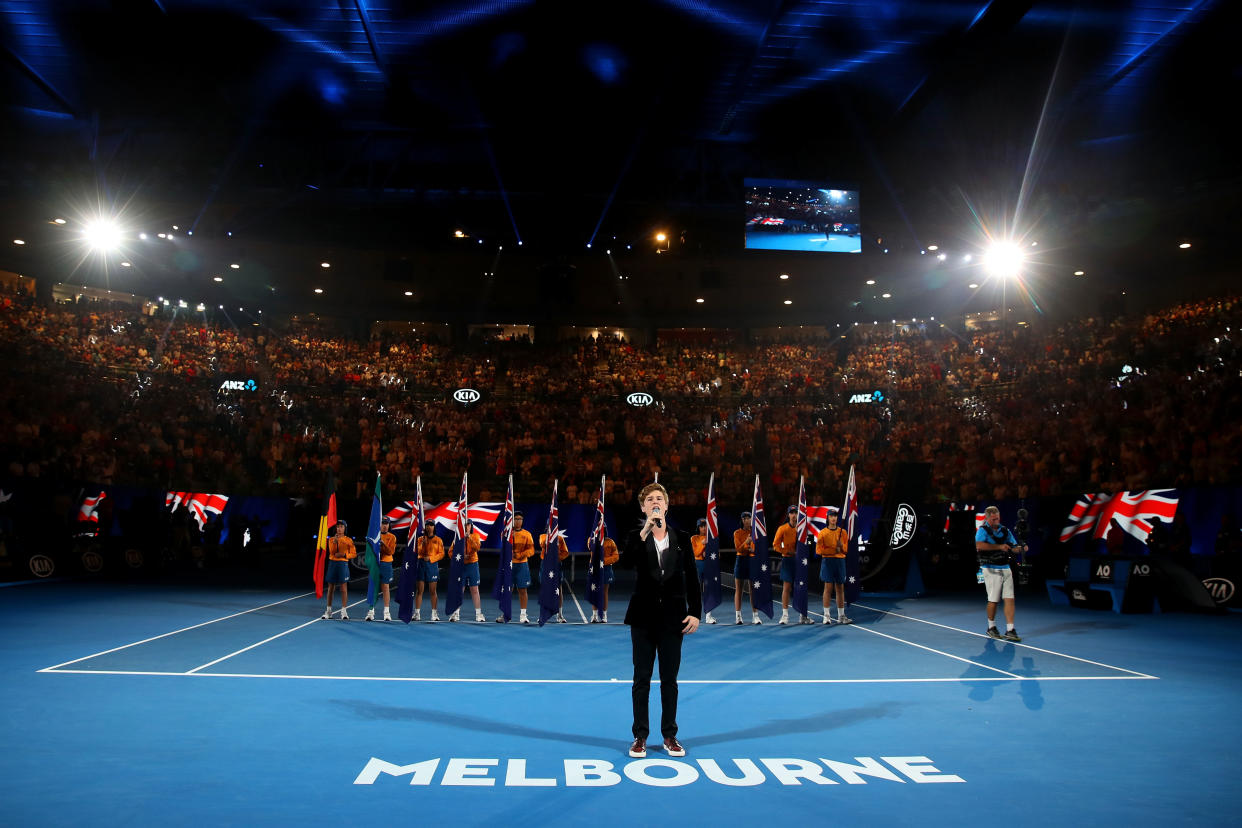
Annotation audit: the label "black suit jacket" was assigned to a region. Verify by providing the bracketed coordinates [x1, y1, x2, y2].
[620, 527, 703, 630]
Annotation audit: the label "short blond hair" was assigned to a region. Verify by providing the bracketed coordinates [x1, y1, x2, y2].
[638, 482, 669, 503]
[984, 506, 1000, 516]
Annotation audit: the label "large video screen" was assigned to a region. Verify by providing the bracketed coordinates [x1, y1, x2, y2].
[745, 178, 861, 253]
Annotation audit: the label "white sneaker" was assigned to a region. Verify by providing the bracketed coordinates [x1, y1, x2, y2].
[823, 615, 833, 625]
[601, 612, 607, 623]
[705, 614, 716, 624]
[838, 615, 854, 624]
[431, 612, 440, 622]
[340, 610, 349, 621]
[414, 611, 421, 622]
[557, 613, 567, 623]
[383, 610, 392, 621]
[320, 609, 331, 620]
[779, 611, 789, 625]
[735, 613, 743, 625]
[364, 609, 375, 621]
[752, 616, 763, 625]
[475, 613, 486, 623]
[590, 612, 600, 623]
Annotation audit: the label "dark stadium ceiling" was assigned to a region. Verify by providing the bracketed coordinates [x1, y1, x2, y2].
[2, 0, 1239, 326]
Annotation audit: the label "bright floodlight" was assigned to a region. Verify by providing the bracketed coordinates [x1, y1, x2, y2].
[983, 242, 1024, 278]
[83, 220, 122, 251]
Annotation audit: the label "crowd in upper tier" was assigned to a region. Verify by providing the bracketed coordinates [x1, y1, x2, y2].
[1, 288, 1238, 511]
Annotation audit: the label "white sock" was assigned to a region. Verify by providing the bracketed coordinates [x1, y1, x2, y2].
[988, 616, 995, 628]
[1006, 623, 1015, 631]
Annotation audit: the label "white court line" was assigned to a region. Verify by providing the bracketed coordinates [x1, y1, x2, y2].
[843, 623, 1022, 678]
[185, 598, 368, 673]
[36, 669, 1156, 684]
[853, 602, 1158, 679]
[562, 577, 589, 623]
[39, 589, 320, 672]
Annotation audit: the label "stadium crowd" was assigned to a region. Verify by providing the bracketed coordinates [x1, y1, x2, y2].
[1, 289, 1239, 512]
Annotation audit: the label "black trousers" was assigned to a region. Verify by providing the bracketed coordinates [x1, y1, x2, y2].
[631, 623, 684, 740]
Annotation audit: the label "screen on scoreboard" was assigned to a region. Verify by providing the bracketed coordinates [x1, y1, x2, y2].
[744, 178, 861, 253]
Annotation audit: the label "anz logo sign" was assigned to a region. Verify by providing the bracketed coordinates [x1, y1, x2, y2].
[626, 393, 654, 407]
[218, 379, 258, 392]
[848, 390, 885, 404]
[453, 388, 481, 404]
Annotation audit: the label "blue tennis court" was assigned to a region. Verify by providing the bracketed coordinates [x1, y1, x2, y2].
[4, 577, 1239, 826]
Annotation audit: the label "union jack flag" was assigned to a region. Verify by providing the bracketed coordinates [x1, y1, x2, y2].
[702, 472, 722, 614]
[78, 490, 107, 524]
[386, 499, 500, 540]
[1060, 489, 1179, 543]
[750, 475, 773, 619]
[165, 491, 229, 530]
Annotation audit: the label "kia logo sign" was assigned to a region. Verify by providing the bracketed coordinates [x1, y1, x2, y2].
[1203, 577, 1235, 605]
[626, 392, 654, 407]
[29, 554, 54, 578]
[453, 388, 481, 404]
[889, 503, 917, 549]
[82, 550, 104, 573]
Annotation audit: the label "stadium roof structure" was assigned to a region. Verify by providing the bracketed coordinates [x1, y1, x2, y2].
[2, 0, 1238, 327]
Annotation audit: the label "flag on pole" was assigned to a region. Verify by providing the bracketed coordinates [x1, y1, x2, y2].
[750, 475, 773, 619]
[491, 474, 516, 622]
[538, 480, 562, 626]
[313, 472, 336, 599]
[396, 476, 425, 623]
[364, 473, 383, 608]
[702, 472, 722, 614]
[165, 492, 229, 530]
[586, 475, 607, 615]
[842, 464, 862, 604]
[793, 475, 812, 617]
[445, 472, 469, 619]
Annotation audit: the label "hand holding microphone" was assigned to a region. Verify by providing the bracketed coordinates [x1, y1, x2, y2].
[652, 506, 663, 529]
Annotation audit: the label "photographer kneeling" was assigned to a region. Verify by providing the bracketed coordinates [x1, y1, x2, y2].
[976, 506, 1028, 642]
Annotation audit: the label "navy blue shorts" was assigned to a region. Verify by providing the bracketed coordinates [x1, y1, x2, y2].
[463, 562, 481, 587]
[603, 564, 614, 585]
[820, 557, 846, 584]
[378, 561, 394, 584]
[733, 556, 750, 582]
[418, 560, 440, 583]
[779, 557, 795, 583]
[326, 560, 350, 584]
[695, 560, 705, 580]
[514, 561, 532, 589]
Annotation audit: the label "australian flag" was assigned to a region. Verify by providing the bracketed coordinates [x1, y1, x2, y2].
[702, 472, 722, 614]
[396, 476, 425, 624]
[793, 475, 812, 617]
[364, 473, 383, 608]
[843, 464, 863, 604]
[750, 475, 774, 619]
[445, 472, 468, 619]
[586, 475, 608, 616]
[538, 480, 562, 626]
[491, 475, 515, 622]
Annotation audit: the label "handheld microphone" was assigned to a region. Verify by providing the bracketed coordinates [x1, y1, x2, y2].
[652, 507, 663, 529]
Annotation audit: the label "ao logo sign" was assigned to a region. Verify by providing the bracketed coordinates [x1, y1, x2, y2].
[1203, 577, 1235, 604]
[889, 504, 917, 549]
[626, 393, 654, 407]
[453, 388, 481, 404]
[219, 379, 258, 392]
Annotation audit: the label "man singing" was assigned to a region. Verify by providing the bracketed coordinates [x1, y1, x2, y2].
[621, 483, 702, 759]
